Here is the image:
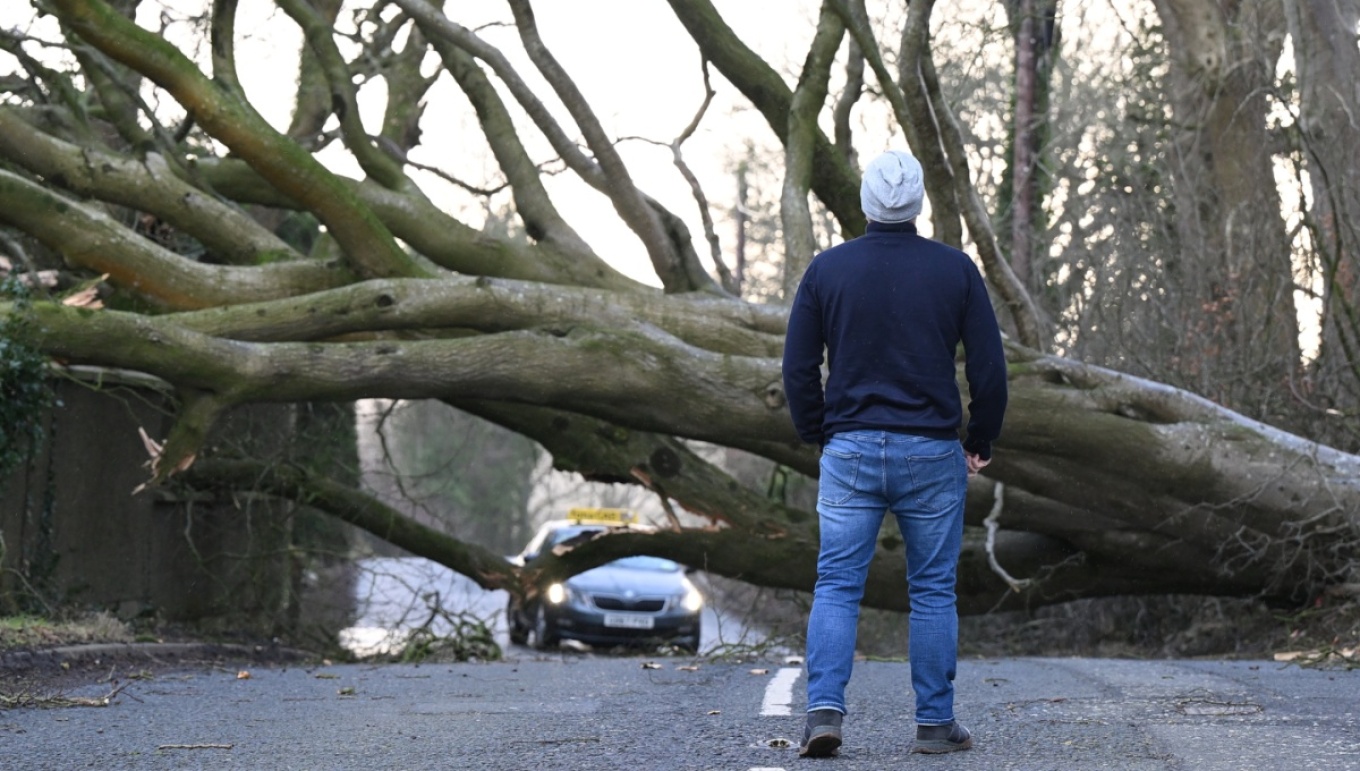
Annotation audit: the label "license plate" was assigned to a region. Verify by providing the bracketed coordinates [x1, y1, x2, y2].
[604, 613, 655, 630]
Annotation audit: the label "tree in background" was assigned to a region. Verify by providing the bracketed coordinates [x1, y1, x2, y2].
[0, 0, 1356, 621]
[363, 399, 538, 556]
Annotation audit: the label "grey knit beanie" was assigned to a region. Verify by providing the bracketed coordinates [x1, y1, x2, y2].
[860, 150, 924, 223]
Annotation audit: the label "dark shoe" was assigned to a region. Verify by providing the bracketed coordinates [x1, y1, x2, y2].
[912, 721, 973, 754]
[798, 709, 843, 758]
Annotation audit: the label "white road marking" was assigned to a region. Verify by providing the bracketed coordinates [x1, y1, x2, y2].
[760, 666, 802, 716]
[749, 767, 787, 771]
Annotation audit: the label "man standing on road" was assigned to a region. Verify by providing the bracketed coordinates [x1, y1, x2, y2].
[782, 149, 1008, 757]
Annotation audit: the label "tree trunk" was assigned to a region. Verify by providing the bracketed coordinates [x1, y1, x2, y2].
[1285, 0, 1360, 448]
[1152, 0, 1302, 423]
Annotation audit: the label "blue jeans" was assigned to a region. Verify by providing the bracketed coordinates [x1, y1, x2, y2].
[805, 430, 967, 726]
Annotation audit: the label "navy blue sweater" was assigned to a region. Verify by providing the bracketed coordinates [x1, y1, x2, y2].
[782, 221, 1008, 458]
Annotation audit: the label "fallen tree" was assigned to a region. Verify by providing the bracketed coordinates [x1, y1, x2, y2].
[0, 0, 1355, 616]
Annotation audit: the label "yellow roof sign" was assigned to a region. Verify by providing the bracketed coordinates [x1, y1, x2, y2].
[567, 507, 636, 525]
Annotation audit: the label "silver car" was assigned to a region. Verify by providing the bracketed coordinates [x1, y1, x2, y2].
[507, 519, 703, 653]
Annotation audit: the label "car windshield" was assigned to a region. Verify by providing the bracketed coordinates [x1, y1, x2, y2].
[609, 555, 681, 572]
[534, 526, 681, 572]
[543, 525, 608, 548]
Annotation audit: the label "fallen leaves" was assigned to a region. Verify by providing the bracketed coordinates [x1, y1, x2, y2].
[1274, 646, 1360, 669]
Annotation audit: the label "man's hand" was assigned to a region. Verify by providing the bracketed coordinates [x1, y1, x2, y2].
[965, 452, 990, 477]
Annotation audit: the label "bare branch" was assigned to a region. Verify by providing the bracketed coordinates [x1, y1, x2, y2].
[982, 483, 1033, 591]
[404, 158, 510, 197]
[622, 63, 738, 294]
[895, 0, 1046, 349]
[429, 37, 595, 255]
[505, 0, 715, 293]
[832, 37, 864, 169]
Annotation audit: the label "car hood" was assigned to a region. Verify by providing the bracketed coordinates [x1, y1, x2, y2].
[567, 562, 685, 596]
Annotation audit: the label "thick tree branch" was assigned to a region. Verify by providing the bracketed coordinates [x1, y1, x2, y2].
[209, 0, 243, 96]
[181, 459, 522, 592]
[665, 0, 866, 236]
[49, 0, 431, 280]
[276, 0, 410, 192]
[24, 303, 798, 452]
[394, 0, 602, 184]
[831, 37, 863, 169]
[0, 107, 301, 267]
[781, 2, 844, 300]
[285, 0, 343, 143]
[196, 158, 640, 292]
[377, 15, 436, 157]
[0, 169, 351, 308]
[166, 276, 784, 357]
[832, 0, 963, 247]
[67, 41, 151, 149]
[400, 0, 721, 292]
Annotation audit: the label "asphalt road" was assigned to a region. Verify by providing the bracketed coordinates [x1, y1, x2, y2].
[2, 652, 1358, 770]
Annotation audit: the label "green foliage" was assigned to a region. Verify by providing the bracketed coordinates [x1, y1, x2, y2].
[0, 278, 52, 481]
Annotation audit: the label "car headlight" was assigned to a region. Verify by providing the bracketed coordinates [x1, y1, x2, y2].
[680, 577, 703, 612]
[546, 583, 567, 605]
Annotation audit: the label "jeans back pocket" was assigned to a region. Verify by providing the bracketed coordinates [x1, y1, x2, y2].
[818, 447, 862, 505]
[906, 450, 964, 512]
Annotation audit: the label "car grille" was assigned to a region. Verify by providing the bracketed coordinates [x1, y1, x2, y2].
[593, 595, 666, 612]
